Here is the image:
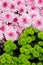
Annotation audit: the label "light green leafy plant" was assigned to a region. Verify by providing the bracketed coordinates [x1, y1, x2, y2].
[0, 27, 43, 65]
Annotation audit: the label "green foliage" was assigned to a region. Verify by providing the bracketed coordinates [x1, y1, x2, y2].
[39, 54, 43, 60]
[0, 27, 43, 65]
[4, 40, 17, 55]
[38, 31, 43, 40]
[32, 63, 36, 65]
[33, 51, 39, 58]
[0, 53, 18, 65]
[28, 28, 34, 35]
[18, 27, 43, 64]
[22, 61, 31, 65]
[34, 45, 43, 53]
[26, 36, 32, 44]
[38, 41, 43, 46]
[24, 27, 34, 35]
[33, 28, 39, 33]
[0, 53, 12, 64]
[18, 38, 27, 46]
[31, 35, 35, 41]
[20, 47, 31, 55]
[37, 62, 42, 65]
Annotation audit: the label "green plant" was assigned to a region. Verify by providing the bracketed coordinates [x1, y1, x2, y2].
[38, 31, 43, 40]
[0, 27, 43, 65]
[4, 40, 17, 55]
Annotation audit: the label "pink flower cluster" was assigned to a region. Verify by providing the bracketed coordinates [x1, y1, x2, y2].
[0, 0, 43, 41]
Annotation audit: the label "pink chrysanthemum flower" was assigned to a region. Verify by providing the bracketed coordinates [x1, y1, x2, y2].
[0, 0, 43, 41]
[35, 0, 43, 7]
[0, 13, 4, 21]
[28, 10, 40, 20]
[0, 0, 10, 11]
[12, 14, 19, 25]
[18, 5, 27, 14]
[15, 0, 26, 6]
[18, 13, 32, 29]
[32, 17, 43, 31]
[0, 21, 2, 27]
[4, 28, 18, 41]
[40, 7, 43, 16]
[26, 0, 34, 5]
[14, 25, 23, 35]
[0, 24, 9, 32]
[0, 30, 3, 40]
[2, 11, 13, 23]
[28, 4, 37, 12]
[8, 0, 18, 12]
